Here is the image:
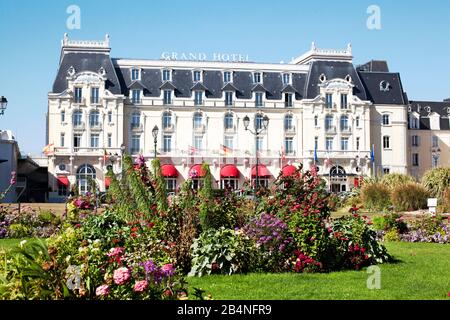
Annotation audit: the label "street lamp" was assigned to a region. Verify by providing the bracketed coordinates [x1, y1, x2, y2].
[0, 96, 8, 115]
[152, 125, 159, 158]
[120, 143, 126, 176]
[243, 114, 269, 204]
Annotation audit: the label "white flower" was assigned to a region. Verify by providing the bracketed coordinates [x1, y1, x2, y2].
[19, 240, 27, 248]
[65, 255, 71, 263]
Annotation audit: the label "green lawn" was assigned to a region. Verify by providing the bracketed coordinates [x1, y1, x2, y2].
[0, 238, 41, 252]
[188, 242, 450, 300]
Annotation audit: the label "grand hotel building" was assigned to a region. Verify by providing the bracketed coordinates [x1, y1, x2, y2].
[46, 34, 450, 200]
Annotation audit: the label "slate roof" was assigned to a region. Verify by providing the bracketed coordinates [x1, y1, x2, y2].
[251, 83, 267, 92]
[305, 61, 367, 100]
[356, 60, 389, 72]
[408, 101, 450, 130]
[191, 82, 208, 91]
[53, 52, 122, 94]
[358, 71, 407, 105]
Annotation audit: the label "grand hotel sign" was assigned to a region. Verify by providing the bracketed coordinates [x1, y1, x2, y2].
[161, 51, 250, 63]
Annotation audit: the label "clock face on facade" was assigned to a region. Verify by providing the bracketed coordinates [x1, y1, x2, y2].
[59, 164, 66, 171]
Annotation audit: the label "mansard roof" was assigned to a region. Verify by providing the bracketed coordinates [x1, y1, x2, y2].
[52, 52, 122, 94]
[159, 81, 177, 90]
[358, 71, 407, 105]
[251, 83, 267, 92]
[408, 100, 450, 130]
[191, 82, 208, 91]
[127, 80, 148, 90]
[281, 84, 297, 93]
[222, 82, 239, 91]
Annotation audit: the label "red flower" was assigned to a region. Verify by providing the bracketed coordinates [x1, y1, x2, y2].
[131, 227, 139, 233]
[147, 222, 154, 229]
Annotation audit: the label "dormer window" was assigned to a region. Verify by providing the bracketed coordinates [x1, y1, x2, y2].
[253, 72, 262, 84]
[162, 69, 171, 82]
[283, 73, 291, 85]
[285, 93, 293, 108]
[319, 74, 326, 83]
[255, 92, 264, 107]
[91, 87, 99, 104]
[131, 89, 141, 104]
[223, 71, 232, 83]
[225, 91, 233, 106]
[74, 87, 83, 103]
[194, 91, 203, 106]
[163, 90, 172, 105]
[193, 70, 202, 82]
[131, 68, 140, 81]
[380, 80, 390, 92]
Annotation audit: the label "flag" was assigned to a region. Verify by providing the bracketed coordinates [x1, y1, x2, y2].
[220, 144, 233, 155]
[188, 145, 197, 155]
[314, 146, 319, 164]
[371, 144, 375, 162]
[43, 143, 54, 156]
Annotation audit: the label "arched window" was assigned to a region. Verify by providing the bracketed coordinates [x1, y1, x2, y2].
[382, 114, 390, 125]
[89, 110, 100, 127]
[224, 113, 234, 130]
[380, 80, 390, 92]
[131, 112, 140, 128]
[255, 114, 264, 130]
[330, 166, 346, 177]
[325, 115, 333, 130]
[284, 114, 293, 130]
[193, 112, 203, 129]
[76, 164, 96, 194]
[163, 111, 172, 129]
[72, 110, 82, 126]
[340, 115, 349, 131]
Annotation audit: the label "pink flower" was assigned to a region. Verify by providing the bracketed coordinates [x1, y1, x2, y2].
[133, 280, 148, 293]
[161, 263, 175, 277]
[113, 267, 131, 285]
[95, 284, 110, 296]
[107, 247, 125, 258]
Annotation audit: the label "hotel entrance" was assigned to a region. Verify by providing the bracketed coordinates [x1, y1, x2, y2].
[329, 166, 348, 193]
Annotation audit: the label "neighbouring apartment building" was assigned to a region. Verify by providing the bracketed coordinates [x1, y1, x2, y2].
[45, 34, 449, 200]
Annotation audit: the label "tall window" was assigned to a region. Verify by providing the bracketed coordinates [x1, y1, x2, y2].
[61, 111, 65, 123]
[91, 87, 99, 104]
[285, 93, 293, 107]
[325, 115, 333, 130]
[163, 112, 172, 129]
[410, 115, 420, 129]
[284, 137, 294, 155]
[340, 137, 349, 151]
[108, 111, 113, 123]
[382, 114, 390, 125]
[284, 114, 293, 131]
[107, 133, 112, 148]
[383, 136, 390, 149]
[255, 114, 263, 130]
[282, 73, 291, 85]
[131, 113, 140, 128]
[412, 135, 420, 147]
[256, 137, 263, 151]
[193, 113, 202, 129]
[76, 164, 96, 195]
[60, 133, 65, 147]
[73, 134, 82, 148]
[340, 115, 349, 131]
[163, 135, 172, 152]
[193, 70, 201, 82]
[89, 111, 100, 127]
[225, 91, 233, 106]
[326, 137, 333, 151]
[194, 91, 203, 105]
[314, 115, 318, 127]
[194, 135, 203, 150]
[132, 90, 140, 104]
[224, 113, 233, 130]
[223, 71, 231, 83]
[432, 155, 439, 168]
[314, 136, 319, 150]
[131, 68, 140, 81]
[224, 136, 233, 149]
[340, 94, 348, 109]
[432, 135, 439, 148]
[255, 92, 263, 107]
[131, 135, 140, 154]
[74, 87, 82, 103]
[72, 110, 82, 126]
[325, 93, 333, 108]
[412, 153, 419, 166]
[253, 72, 261, 83]
[356, 137, 360, 150]
[163, 90, 172, 105]
[356, 116, 360, 127]
[90, 134, 99, 148]
[162, 69, 171, 81]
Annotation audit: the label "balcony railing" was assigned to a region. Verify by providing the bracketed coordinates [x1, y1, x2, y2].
[193, 124, 206, 133]
[130, 123, 143, 131]
[340, 126, 352, 133]
[73, 122, 85, 130]
[162, 124, 175, 132]
[224, 125, 237, 133]
[73, 98, 86, 106]
[285, 125, 296, 133]
[90, 123, 103, 130]
[325, 125, 336, 134]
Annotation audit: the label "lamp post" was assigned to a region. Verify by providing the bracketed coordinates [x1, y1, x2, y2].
[0, 96, 8, 115]
[152, 125, 159, 158]
[120, 143, 126, 177]
[243, 114, 269, 205]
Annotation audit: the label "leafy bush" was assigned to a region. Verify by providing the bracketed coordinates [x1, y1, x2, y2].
[384, 229, 401, 242]
[380, 173, 416, 190]
[439, 185, 450, 213]
[422, 167, 450, 199]
[377, 212, 408, 233]
[7, 224, 29, 238]
[360, 182, 391, 211]
[391, 183, 429, 212]
[189, 227, 253, 276]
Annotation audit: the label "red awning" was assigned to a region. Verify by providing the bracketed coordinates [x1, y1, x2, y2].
[251, 164, 271, 177]
[189, 164, 206, 178]
[281, 165, 297, 177]
[161, 164, 179, 178]
[105, 177, 111, 188]
[220, 165, 240, 178]
[57, 175, 69, 186]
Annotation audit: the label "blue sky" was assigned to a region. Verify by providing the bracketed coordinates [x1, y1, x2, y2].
[0, 0, 449, 154]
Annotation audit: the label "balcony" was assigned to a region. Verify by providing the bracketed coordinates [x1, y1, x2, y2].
[224, 125, 237, 133]
[284, 125, 296, 134]
[193, 124, 206, 133]
[90, 98, 102, 106]
[89, 123, 103, 131]
[73, 122, 85, 131]
[325, 126, 336, 134]
[162, 124, 175, 132]
[130, 123, 143, 131]
[131, 98, 142, 105]
[340, 126, 352, 134]
[73, 98, 86, 106]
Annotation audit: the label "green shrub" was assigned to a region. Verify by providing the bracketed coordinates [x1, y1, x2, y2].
[409, 214, 448, 236]
[391, 183, 429, 212]
[439, 185, 450, 213]
[384, 229, 401, 242]
[38, 210, 60, 225]
[371, 216, 386, 231]
[382, 212, 408, 233]
[360, 182, 391, 211]
[8, 224, 30, 238]
[189, 227, 253, 276]
[380, 173, 416, 190]
[422, 167, 450, 199]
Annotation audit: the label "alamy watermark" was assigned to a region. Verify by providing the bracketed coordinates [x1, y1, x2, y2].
[66, 5, 81, 30]
[367, 5, 381, 30]
[366, 265, 381, 289]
